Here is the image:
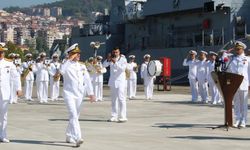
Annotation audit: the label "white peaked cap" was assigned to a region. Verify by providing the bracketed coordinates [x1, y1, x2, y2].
[200, 50, 208, 55]
[235, 40, 247, 49]
[144, 54, 151, 59]
[39, 52, 46, 57]
[65, 43, 80, 54]
[129, 55, 136, 59]
[189, 50, 197, 55]
[96, 55, 103, 60]
[25, 53, 32, 57]
[209, 51, 218, 56]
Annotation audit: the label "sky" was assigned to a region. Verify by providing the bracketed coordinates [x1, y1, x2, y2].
[0, 0, 61, 9]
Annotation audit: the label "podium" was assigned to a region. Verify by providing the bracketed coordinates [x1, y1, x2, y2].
[211, 71, 244, 127]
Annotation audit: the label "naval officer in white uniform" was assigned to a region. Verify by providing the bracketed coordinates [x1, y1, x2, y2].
[35, 52, 50, 103]
[140, 54, 155, 100]
[0, 43, 22, 143]
[207, 51, 221, 104]
[60, 43, 95, 147]
[196, 51, 209, 103]
[103, 47, 128, 122]
[48, 53, 61, 101]
[92, 56, 107, 101]
[183, 50, 199, 102]
[127, 55, 138, 99]
[227, 41, 250, 128]
[22, 53, 35, 101]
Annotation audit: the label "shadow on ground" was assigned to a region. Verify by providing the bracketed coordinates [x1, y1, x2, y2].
[49, 118, 108, 122]
[11, 140, 75, 148]
[170, 136, 250, 141]
[152, 123, 218, 129]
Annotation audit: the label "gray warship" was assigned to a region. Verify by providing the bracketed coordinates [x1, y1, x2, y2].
[70, 0, 250, 84]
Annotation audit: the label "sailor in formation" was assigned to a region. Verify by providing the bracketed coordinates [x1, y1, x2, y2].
[22, 53, 35, 101]
[140, 54, 155, 100]
[35, 52, 50, 103]
[196, 51, 209, 103]
[207, 51, 221, 105]
[92, 56, 107, 101]
[0, 43, 22, 143]
[48, 53, 61, 101]
[227, 41, 250, 128]
[59, 43, 95, 147]
[103, 47, 128, 122]
[8, 53, 17, 104]
[11, 54, 23, 104]
[183, 50, 199, 102]
[126, 55, 138, 99]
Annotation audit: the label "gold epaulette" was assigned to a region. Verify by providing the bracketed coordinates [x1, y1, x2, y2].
[4, 58, 13, 62]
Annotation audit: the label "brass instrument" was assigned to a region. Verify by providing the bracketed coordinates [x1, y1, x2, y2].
[125, 68, 130, 80]
[21, 61, 35, 81]
[53, 64, 61, 82]
[133, 64, 139, 73]
[94, 62, 103, 74]
[53, 70, 61, 81]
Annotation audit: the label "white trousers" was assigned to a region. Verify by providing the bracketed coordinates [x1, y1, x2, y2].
[93, 82, 103, 101]
[127, 79, 137, 98]
[144, 83, 154, 100]
[189, 79, 198, 102]
[0, 100, 8, 139]
[37, 81, 48, 103]
[198, 80, 209, 101]
[50, 79, 60, 101]
[24, 80, 34, 100]
[65, 96, 83, 141]
[208, 80, 221, 103]
[9, 81, 16, 104]
[233, 90, 248, 123]
[110, 86, 127, 119]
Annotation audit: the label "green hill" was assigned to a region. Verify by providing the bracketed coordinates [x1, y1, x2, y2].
[4, 0, 111, 23]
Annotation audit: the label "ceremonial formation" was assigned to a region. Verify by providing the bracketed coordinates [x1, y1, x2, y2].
[0, 40, 250, 147]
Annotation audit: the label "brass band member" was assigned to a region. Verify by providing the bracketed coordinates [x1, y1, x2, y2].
[92, 56, 107, 101]
[22, 53, 35, 101]
[127, 55, 138, 99]
[48, 53, 61, 101]
[35, 52, 50, 103]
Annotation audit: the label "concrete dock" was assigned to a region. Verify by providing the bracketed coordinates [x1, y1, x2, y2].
[1, 85, 250, 150]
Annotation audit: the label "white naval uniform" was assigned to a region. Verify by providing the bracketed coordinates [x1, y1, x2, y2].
[0, 58, 21, 140]
[60, 60, 93, 142]
[196, 59, 209, 102]
[127, 62, 137, 99]
[141, 62, 155, 100]
[22, 61, 35, 100]
[92, 62, 107, 101]
[103, 55, 128, 120]
[228, 53, 250, 125]
[207, 60, 221, 104]
[183, 58, 199, 102]
[35, 62, 50, 103]
[48, 62, 61, 101]
[10, 65, 22, 104]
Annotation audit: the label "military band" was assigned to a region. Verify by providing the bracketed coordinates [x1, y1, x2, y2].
[1, 38, 250, 146]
